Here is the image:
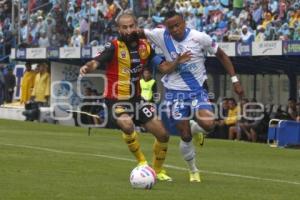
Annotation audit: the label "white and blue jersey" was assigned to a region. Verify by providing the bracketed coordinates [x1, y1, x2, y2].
[145, 28, 217, 130]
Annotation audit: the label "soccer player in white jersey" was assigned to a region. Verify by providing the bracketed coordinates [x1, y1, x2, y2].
[138, 10, 244, 182]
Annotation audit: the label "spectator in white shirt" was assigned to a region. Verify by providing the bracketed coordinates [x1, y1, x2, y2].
[38, 31, 50, 47]
[240, 25, 254, 43]
[20, 19, 28, 43]
[69, 28, 84, 47]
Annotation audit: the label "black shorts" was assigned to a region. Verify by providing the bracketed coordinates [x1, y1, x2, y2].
[104, 97, 155, 128]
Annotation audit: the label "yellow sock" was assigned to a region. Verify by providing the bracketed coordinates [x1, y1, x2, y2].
[122, 131, 146, 164]
[152, 139, 168, 173]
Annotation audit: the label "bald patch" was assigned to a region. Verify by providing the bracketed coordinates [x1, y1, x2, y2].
[117, 13, 137, 26]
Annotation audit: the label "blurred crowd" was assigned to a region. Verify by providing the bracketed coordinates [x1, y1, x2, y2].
[153, 0, 300, 42]
[1, 0, 300, 53]
[0, 0, 130, 50]
[0, 0, 14, 57]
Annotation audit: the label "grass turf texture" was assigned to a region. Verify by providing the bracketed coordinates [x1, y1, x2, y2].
[0, 119, 299, 200]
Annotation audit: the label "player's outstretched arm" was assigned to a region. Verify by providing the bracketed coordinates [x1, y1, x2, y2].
[158, 51, 193, 74]
[215, 48, 244, 98]
[80, 60, 99, 76]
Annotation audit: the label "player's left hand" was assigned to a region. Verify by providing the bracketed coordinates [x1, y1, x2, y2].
[233, 82, 244, 99]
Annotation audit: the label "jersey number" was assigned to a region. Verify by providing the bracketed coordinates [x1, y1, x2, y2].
[142, 107, 153, 118]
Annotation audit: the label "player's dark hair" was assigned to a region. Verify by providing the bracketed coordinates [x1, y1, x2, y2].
[162, 10, 183, 21]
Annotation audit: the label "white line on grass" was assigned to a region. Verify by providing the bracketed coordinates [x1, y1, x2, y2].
[1, 143, 300, 186]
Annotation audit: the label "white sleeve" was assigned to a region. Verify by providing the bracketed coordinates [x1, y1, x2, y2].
[198, 32, 218, 55]
[144, 28, 165, 48]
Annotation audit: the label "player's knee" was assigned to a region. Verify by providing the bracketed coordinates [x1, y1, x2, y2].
[180, 130, 192, 142]
[177, 126, 192, 142]
[181, 135, 192, 142]
[156, 132, 169, 143]
[121, 125, 134, 134]
[155, 130, 170, 143]
[117, 119, 134, 134]
[201, 120, 215, 132]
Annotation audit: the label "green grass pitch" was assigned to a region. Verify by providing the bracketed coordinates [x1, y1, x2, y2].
[0, 119, 299, 200]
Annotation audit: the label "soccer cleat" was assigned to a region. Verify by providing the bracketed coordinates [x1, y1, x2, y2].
[156, 169, 173, 181]
[189, 171, 201, 182]
[193, 131, 205, 147]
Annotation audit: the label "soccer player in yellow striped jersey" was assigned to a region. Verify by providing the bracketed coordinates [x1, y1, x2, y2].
[80, 13, 172, 181]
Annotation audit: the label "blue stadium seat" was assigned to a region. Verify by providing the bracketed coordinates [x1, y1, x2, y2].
[268, 119, 300, 147]
[277, 120, 300, 147]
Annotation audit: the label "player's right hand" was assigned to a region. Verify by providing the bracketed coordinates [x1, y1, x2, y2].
[233, 82, 244, 99]
[177, 51, 193, 64]
[80, 65, 89, 76]
[80, 60, 99, 76]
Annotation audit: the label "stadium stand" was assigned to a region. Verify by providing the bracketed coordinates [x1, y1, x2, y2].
[2, 0, 300, 56]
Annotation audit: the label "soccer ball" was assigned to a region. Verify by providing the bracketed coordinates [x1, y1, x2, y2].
[130, 165, 156, 189]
